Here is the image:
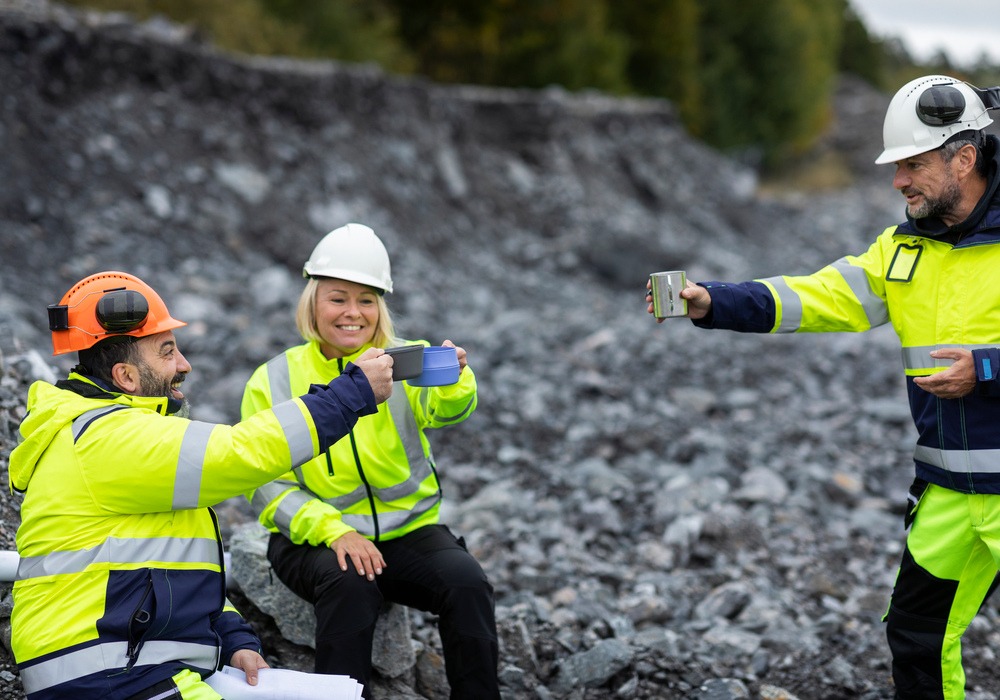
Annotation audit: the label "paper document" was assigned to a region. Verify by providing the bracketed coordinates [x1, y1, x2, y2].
[205, 666, 365, 700]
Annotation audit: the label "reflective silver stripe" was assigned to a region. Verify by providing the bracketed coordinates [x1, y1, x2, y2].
[267, 354, 293, 404]
[430, 396, 475, 424]
[762, 259, 888, 333]
[250, 479, 300, 520]
[371, 459, 433, 503]
[72, 405, 124, 441]
[903, 344, 996, 371]
[173, 421, 215, 509]
[146, 689, 179, 700]
[146, 689, 180, 700]
[343, 491, 441, 535]
[272, 488, 316, 536]
[759, 276, 802, 332]
[323, 390, 436, 533]
[830, 258, 889, 328]
[914, 444, 1000, 473]
[16, 537, 220, 580]
[20, 639, 217, 693]
[328, 484, 369, 511]
[261, 350, 439, 538]
[272, 400, 314, 468]
[327, 460, 434, 511]
[379, 389, 435, 502]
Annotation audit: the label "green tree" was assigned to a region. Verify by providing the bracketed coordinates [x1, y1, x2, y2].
[257, 0, 413, 72]
[61, 0, 307, 57]
[65, 0, 942, 168]
[837, 1, 886, 88]
[388, 0, 630, 93]
[697, 0, 842, 166]
[607, 0, 702, 128]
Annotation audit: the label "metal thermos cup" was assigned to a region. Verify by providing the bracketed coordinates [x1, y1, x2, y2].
[649, 270, 687, 318]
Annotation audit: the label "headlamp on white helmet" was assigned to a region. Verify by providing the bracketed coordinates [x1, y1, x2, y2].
[875, 75, 1000, 165]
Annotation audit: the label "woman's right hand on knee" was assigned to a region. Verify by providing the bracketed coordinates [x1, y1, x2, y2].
[331, 531, 386, 581]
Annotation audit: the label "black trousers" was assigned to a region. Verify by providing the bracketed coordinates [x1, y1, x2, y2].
[267, 525, 500, 700]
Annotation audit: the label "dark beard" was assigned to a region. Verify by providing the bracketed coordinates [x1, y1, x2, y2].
[136, 361, 191, 416]
[136, 361, 174, 398]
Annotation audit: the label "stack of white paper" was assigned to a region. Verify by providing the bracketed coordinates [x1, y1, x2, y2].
[205, 666, 365, 700]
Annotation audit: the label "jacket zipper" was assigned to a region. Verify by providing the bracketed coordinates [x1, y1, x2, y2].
[126, 575, 154, 668]
[208, 507, 226, 668]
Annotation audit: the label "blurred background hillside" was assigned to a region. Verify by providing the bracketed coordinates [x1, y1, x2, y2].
[57, 0, 1000, 173]
[2, 3, 1000, 697]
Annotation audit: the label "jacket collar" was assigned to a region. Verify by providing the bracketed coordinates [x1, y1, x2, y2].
[58, 372, 180, 415]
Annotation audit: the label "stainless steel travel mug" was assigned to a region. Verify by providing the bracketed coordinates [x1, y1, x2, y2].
[649, 270, 688, 318]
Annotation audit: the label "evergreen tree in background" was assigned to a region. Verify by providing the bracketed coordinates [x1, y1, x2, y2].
[59, 0, 997, 171]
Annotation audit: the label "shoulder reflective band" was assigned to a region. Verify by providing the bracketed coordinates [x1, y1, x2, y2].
[887, 244, 923, 282]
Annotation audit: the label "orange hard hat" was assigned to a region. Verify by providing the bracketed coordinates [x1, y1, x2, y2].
[47, 271, 187, 355]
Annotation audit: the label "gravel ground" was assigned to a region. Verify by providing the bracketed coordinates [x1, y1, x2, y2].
[5, 3, 1000, 699]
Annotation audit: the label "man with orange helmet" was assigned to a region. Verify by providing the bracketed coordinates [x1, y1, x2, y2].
[9, 271, 394, 699]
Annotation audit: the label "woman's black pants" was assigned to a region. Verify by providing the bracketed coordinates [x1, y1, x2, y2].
[267, 525, 500, 699]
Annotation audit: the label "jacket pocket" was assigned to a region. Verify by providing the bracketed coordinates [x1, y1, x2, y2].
[904, 478, 929, 531]
[126, 574, 155, 668]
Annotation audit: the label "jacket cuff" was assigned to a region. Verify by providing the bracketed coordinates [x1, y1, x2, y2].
[216, 610, 263, 661]
[692, 281, 776, 333]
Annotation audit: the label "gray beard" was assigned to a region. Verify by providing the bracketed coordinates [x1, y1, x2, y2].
[909, 179, 962, 221]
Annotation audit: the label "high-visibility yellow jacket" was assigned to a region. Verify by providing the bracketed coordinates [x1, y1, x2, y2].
[9, 368, 377, 699]
[697, 169, 1000, 494]
[241, 340, 477, 545]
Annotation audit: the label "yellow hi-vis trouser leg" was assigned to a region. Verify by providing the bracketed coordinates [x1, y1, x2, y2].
[886, 484, 1000, 700]
[172, 669, 224, 699]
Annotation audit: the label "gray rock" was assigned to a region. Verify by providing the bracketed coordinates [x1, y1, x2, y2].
[550, 638, 634, 695]
[228, 524, 415, 678]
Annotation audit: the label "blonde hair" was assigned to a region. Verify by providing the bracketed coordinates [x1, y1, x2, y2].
[295, 277, 397, 349]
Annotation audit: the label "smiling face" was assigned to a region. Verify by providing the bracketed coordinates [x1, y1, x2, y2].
[108, 330, 191, 403]
[314, 278, 380, 359]
[134, 331, 190, 401]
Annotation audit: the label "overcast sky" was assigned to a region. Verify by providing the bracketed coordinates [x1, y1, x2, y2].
[848, 0, 1000, 67]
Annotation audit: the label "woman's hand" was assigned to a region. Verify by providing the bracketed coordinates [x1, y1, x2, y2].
[331, 530, 386, 581]
[441, 339, 467, 372]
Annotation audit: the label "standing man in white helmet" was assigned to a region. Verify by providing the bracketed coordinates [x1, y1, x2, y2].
[241, 223, 500, 699]
[647, 75, 1000, 698]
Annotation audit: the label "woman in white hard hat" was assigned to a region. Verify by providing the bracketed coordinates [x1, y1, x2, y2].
[241, 223, 500, 699]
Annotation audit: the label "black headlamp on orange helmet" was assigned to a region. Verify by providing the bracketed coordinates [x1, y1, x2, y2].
[47, 271, 186, 356]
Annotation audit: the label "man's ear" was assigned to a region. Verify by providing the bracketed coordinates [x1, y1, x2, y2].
[110, 362, 140, 394]
[956, 143, 980, 178]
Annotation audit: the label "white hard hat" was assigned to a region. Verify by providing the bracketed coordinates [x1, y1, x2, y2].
[875, 75, 994, 165]
[303, 223, 393, 293]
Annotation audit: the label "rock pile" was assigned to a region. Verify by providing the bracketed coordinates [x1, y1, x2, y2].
[5, 3, 1000, 699]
